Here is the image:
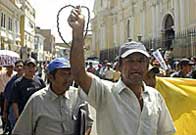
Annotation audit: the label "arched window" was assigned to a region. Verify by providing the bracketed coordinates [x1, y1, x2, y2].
[164, 14, 174, 49]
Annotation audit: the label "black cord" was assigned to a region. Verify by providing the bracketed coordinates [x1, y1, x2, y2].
[57, 5, 90, 47]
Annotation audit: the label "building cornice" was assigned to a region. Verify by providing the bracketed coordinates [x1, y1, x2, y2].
[1, 0, 23, 15]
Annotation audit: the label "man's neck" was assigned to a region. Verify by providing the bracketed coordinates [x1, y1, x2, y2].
[129, 85, 143, 98]
[50, 85, 67, 96]
[126, 83, 144, 111]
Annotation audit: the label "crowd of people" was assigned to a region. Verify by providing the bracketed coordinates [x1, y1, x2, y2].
[86, 55, 196, 87]
[0, 7, 195, 135]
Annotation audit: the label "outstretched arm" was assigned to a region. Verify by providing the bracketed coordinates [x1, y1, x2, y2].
[68, 6, 92, 94]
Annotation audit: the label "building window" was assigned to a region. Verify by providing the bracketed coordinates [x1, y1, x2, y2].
[1, 13, 6, 28]
[8, 17, 13, 31]
[1, 13, 3, 27]
[101, 0, 103, 7]
[15, 20, 19, 34]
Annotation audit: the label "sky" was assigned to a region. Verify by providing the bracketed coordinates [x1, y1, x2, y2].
[28, 0, 95, 43]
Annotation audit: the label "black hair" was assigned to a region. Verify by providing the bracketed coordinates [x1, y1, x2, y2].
[15, 59, 24, 65]
[46, 69, 58, 84]
[118, 57, 122, 68]
[150, 67, 160, 74]
[49, 69, 58, 79]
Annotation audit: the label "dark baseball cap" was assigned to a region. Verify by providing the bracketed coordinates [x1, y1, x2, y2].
[47, 57, 71, 73]
[148, 64, 160, 74]
[24, 58, 36, 66]
[119, 41, 150, 58]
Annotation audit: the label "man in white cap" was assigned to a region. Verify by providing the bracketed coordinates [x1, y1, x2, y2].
[68, 7, 176, 135]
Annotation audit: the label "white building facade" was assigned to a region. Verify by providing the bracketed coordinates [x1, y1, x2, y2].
[0, 0, 23, 54]
[34, 33, 45, 62]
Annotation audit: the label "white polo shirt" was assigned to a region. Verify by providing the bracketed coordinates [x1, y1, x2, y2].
[88, 74, 176, 135]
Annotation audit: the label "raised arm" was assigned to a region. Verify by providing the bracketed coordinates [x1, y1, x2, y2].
[68, 7, 92, 94]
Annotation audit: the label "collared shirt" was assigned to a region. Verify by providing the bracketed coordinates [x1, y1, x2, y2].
[87, 74, 176, 135]
[12, 86, 93, 135]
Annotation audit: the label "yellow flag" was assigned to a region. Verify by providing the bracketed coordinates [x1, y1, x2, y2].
[156, 77, 196, 135]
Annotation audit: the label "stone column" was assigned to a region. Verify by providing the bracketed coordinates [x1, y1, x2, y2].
[174, 0, 179, 32]
[179, 0, 185, 30]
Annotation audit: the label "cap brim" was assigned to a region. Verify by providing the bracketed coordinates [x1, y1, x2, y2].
[121, 49, 150, 58]
[48, 65, 71, 73]
[189, 62, 194, 65]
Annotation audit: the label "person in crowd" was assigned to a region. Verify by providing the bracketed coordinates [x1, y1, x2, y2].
[171, 58, 194, 78]
[36, 63, 43, 78]
[3, 60, 24, 133]
[164, 48, 174, 68]
[95, 64, 102, 77]
[87, 62, 96, 74]
[144, 65, 160, 88]
[99, 59, 108, 79]
[0, 63, 16, 130]
[152, 59, 166, 77]
[68, 7, 176, 135]
[113, 61, 121, 82]
[12, 57, 93, 135]
[191, 56, 196, 79]
[103, 63, 114, 81]
[10, 58, 46, 121]
[191, 70, 196, 79]
[173, 61, 180, 72]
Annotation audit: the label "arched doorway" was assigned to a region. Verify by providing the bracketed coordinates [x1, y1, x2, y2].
[163, 14, 175, 49]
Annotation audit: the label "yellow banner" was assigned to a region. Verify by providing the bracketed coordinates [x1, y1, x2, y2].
[156, 77, 196, 135]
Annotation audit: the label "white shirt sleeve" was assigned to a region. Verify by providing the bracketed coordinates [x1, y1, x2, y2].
[87, 74, 113, 109]
[12, 96, 35, 135]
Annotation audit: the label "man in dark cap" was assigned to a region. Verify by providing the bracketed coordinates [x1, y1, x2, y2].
[171, 58, 194, 78]
[10, 58, 46, 121]
[12, 57, 93, 135]
[68, 7, 175, 135]
[144, 65, 160, 88]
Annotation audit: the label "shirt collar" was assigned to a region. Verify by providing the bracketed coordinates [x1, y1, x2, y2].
[115, 78, 149, 95]
[48, 85, 70, 101]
